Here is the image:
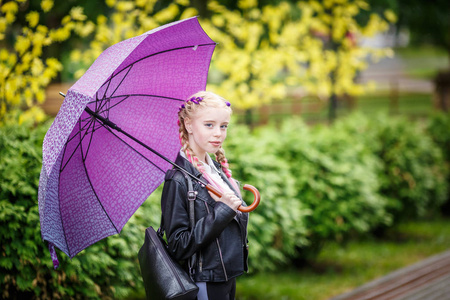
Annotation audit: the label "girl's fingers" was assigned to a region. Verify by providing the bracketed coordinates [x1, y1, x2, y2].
[208, 191, 241, 211]
[208, 191, 220, 201]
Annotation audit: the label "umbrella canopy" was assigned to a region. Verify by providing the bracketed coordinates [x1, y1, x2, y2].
[38, 17, 216, 267]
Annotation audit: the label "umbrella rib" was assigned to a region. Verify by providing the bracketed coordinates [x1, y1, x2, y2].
[82, 118, 97, 162]
[79, 124, 120, 235]
[97, 95, 130, 117]
[104, 64, 133, 104]
[106, 43, 217, 88]
[96, 121, 166, 174]
[98, 75, 113, 113]
[60, 119, 95, 173]
[65, 117, 95, 145]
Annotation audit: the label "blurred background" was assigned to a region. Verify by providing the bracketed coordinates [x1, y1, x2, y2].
[0, 0, 449, 299]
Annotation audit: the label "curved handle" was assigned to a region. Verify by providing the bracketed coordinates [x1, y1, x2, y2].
[206, 184, 261, 213]
[239, 184, 261, 212]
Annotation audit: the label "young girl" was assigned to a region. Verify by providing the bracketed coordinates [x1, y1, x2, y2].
[160, 91, 249, 300]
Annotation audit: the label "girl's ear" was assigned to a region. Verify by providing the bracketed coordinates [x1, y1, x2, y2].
[184, 117, 193, 134]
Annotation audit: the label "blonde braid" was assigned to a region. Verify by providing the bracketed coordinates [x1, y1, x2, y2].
[178, 109, 206, 175]
[215, 147, 232, 178]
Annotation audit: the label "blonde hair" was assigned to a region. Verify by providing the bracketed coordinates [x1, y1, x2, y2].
[178, 91, 234, 180]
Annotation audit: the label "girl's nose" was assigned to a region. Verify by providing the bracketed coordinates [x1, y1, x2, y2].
[213, 127, 221, 136]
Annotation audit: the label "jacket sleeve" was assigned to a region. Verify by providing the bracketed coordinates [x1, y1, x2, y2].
[161, 175, 237, 261]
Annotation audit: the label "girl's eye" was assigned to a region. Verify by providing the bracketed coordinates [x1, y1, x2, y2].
[204, 123, 213, 128]
[221, 124, 228, 129]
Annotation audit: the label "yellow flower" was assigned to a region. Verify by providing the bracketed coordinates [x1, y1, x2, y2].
[175, 0, 189, 6]
[1, 2, 18, 14]
[41, 0, 54, 12]
[61, 15, 71, 25]
[31, 58, 44, 76]
[2, 1, 19, 23]
[50, 28, 70, 42]
[76, 21, 95, 37]
[0, 18, 8, 35]
[180, 7, 198, 20]
[25, 11, 39, 28]
[97, 15, 108, 25]
[70, 7, 87, 21]
[355, 0, 369, 10]
[74, 69, 85, 79]
[36, 90, 45, 103]
[154, 3, 179, 23]
[48, 58, 62, 71]
[106, 0, 116, 8]
[0, 49, 8, 61]
[117, 1, 135, 12]
[19, 107, 46, 125]
[15, 36, 31, 55]
[384, 9, 397, 23]
[238, 0, 258, 10]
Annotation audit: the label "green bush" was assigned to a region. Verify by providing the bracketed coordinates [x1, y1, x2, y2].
[2, 111, 448, 298]
[270, 118, 390, 259]
[225, 123, 310, 271]
[338, 113, 449, 220]
[0, 119, 161, 299]
[426, 111, 450, 213]
[427, 111, 450, 162]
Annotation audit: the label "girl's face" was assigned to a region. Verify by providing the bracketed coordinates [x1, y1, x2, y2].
[185, 106, 231, 162]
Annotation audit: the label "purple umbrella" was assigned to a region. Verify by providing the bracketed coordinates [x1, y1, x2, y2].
[38, 17, 217, 268]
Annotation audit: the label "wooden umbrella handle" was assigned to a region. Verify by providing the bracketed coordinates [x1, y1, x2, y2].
[239, 184, 261, 212]
[206, 184, 261, 213]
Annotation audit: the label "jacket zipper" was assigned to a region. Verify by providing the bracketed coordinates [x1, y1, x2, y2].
[204, 202, 228, 281]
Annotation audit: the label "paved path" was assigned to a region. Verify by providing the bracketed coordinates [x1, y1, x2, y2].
[330, 250, 450, 300]
[357, 56, 435, 94]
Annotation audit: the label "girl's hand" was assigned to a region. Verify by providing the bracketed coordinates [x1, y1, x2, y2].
[208, 191, 241, 211]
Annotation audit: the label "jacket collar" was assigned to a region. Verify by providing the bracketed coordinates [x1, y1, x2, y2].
[174, 152, 203, 178]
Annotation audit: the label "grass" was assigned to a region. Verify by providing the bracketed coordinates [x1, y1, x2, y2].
[235, 217, 450, 300]
[350, 92, 434, 117]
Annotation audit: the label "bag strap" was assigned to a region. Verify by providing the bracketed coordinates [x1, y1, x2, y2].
[185, 175, 197, 278]
[159, 174, 198, 279]
[158, 174, 196, 233]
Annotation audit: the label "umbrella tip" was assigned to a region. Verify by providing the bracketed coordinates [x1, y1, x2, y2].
[48, 242, 60, 269]
[59, 92, 66, 98]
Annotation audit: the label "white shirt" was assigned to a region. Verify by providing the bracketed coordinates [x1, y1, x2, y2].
[180, 150, 232, 193]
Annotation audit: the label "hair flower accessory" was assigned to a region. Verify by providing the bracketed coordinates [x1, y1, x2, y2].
[189, 96, 203, 104]
[225, 101, 231, 107]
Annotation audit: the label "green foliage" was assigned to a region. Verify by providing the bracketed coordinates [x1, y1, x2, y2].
[271, 118, 390, 257]
[224, 123, 309, 271]
[0, 119, 161, 299]
[426, 111, 450, 213]
[2, 112, 449, 298]
[427, 111, 450, 163]
[338, 113, 449, 220]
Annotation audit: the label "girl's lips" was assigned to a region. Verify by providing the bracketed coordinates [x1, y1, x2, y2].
[210, 141, 221, 146]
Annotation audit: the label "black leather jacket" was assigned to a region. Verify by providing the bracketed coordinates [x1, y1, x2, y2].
[161, 153, 249, 282]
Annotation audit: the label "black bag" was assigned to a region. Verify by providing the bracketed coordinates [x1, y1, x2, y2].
[138, 175, 199, 300]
